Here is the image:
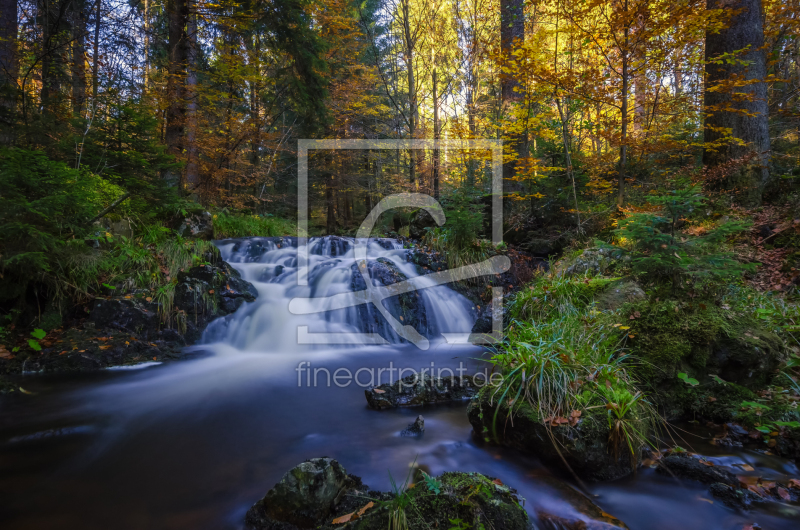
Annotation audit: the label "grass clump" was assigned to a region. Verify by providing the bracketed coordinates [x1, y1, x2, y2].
[212, 211, 296, 238]
[487, 271, 657, 462]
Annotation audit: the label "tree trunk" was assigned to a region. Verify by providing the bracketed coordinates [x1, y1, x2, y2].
[400, 0, 418, 188]
[618, 20, 629, 207]
[71, 0, 86, 115]
[165, 0, 188, 185]
[432, 67, 440, 200]
[0, 0, 17, 141]
[703, 0, 770, 206]
[185, 9, 199, 192]
[500, 0, 524, 194]
[326, 172, 336, 234]
[91, 0, 100, 102]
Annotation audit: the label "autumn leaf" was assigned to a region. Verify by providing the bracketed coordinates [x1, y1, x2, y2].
[0, 345, 12, 359]
[373, 388, 386, 394]
[778, 487, 791, 501]
[332, 512, 354, 524]
[790, 478, 800, 489]
[357, 501, 374, 516]
[492, 478, 504, 485]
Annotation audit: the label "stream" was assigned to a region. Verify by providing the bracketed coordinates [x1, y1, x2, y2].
[1, 237, 799, 529]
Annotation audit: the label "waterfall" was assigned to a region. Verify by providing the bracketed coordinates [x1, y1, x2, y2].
[202, 236, 477, 352]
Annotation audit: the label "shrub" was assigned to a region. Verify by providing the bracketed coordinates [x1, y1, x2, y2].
[600, 181, 753, 290]
[0, 147, 125, 304]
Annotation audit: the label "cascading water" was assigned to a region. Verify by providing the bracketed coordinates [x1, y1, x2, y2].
[203, 236, 477, 352]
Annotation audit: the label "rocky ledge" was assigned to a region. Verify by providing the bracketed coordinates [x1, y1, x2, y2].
[0, 260, 256, 376]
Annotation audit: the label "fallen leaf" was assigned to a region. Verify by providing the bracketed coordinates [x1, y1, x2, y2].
[707, 397, 717, 402]
[0, 345, 12, 359]
[571, 410, 582, 418]
[740, 464, 755, 472]
[373, 388, 386, 394]
[790, 478, 800, 489]
[700, 459, 714, 467]
[778, 487, 791, 501]
[747, 484, 767, 497]
[99, 345, 112, 350]
[152, 356, 157, 361]
[209, 289, 215, 294]
[146, 297, 152, 302]
[332, 512, 354, 524]
[697, 497, 714, 504]
[356, 501, 374, 516]
[19, 387, 36, 395]
[493, 478, 504, 485]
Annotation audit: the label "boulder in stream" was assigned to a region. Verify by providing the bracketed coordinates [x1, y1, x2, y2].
[365, 373, 478, 409]
[467, 389, 641, 482]
[245, 459, 529, 530]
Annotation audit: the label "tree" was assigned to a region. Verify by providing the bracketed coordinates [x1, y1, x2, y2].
[500, 0, 524, 194]
[0, 0, 16, 141]
[165, 0, 189, 186]
[703, 0, 771, 206]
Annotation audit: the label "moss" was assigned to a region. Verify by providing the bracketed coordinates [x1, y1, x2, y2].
[624, 298, 730, 384]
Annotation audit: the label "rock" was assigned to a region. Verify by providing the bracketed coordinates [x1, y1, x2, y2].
[80, 260, 257, 360]
[595, 280, 646, 311]
[177, 211, 214, 240]
[89, 298, 160, 337]
[350, 258, 428, 340]
[365, 373, 478, 410]
[655, 454, 738, 486]
[401, 416, 425, 436]
[246, 458, 349, 529]
[530, 471, 628, 529]
[708, 483, 766, 510]
[409, 209, 437, 240]
[555, 248, 619, 277]
[707, 329, 785, 389]
[245, 462, 529, 530]
[467, 390, 641, 482]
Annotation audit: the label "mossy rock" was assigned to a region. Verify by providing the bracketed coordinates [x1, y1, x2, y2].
[343, 472, 528, 530]
[595, 279, 646, 311]
[466, 389, 642, 482]
[623, 299, 785, 415]
[246, 460, 528, 530]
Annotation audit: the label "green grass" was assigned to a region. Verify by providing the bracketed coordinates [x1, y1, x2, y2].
[488, 271, 657, 460]
[212, 212, 297, 238]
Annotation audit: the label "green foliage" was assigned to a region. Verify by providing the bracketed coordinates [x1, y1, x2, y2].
[422, 188, 485, 265]
[677, 372, 699, 386]
[212, 212, 297, 238]
[0, 147, 125, 303]
[600, 182, 753, 288]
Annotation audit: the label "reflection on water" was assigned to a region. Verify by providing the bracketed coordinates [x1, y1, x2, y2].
[0, 238, 798, 529]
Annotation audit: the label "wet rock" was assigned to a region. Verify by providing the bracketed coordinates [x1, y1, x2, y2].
[365, 373, 478, 410]
[401, 415, 425, 436]
[595, 280, 646, 311]
[708, 483, 766, 510]
[177, 211, 214, 239]
[246, 462, 528, 530]
[656, 454, 739, 486]
[471, 304, 496, 334]
[530, 471, 628, 529]
[467, 390, 640, 482]
[350, 258, 428, 340]
[89, 298, 159, 336]
[246, 458, 349, 529]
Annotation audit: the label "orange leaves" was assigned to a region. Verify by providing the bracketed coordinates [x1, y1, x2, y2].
[545, 410, 582, 427]
[331, 501, 374, 525]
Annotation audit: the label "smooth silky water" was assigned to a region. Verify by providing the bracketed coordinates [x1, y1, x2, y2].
[1, 237, 798, 529]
